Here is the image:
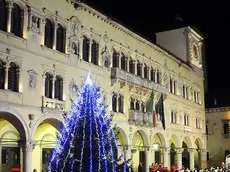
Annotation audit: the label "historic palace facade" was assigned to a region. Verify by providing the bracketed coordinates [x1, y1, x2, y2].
[0, 0, 207, 171]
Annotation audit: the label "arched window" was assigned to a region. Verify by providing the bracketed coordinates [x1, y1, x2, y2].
[0, 60, 5, 89]
[150, 68, 155, 82]
[8, 62, 18, 92]
[91, 40, 99, 65]
[112, 94, 117, 112]
[129, 59, 134, 74]
[11, 3, 22, 37]
[136, 101, 140, 111]
[45, 73, 53, 98]
[137, 61, 142, 77]
[130, 99, 134, 110]
[0, 0, 7, 31]
[56, 24, 65, 53]
[44, 19, 53, 48]
[144, 64, 148, 79]
[112, 50, 119, 68]
[55, 75, 63, 100]
[224, 123, 229, 135]
[121, 54, 127, 71]
[82, 36, 90, 62]
[118, 95, 124, 113]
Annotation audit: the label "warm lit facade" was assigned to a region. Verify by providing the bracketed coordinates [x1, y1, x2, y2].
[206, 107, 230, 167]
[0, 0, 207, 172]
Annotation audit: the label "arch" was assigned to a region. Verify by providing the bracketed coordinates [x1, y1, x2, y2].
[0, 0, 7, 31]
[182, 136, 192, 148]
[0, 106, 29, 140]
[7, 0, 27, 13]
[31, 115, 63, 139]
[132, 129, 150, 147]
[194, 137, 203, 149]
[152, 132, 166, 147]
[169, 134, 180, 148]
[115, 126, 128, 146]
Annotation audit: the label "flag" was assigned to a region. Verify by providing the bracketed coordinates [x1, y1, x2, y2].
[156, 93, 166, 130]
[146, 88, 156, 128]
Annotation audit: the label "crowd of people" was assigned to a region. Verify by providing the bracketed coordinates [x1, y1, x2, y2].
[135, 162, 230, 172]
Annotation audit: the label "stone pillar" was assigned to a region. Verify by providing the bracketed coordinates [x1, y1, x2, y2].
[134, 61, 137, 75]
[127, 59, 129, 72]
[145, 148, 151, 172]
[17, 69, 22, 92]
[79, 38, 83, 59]
[118, 54, 122, 69]
[189, 149, 195, 169]
[176, 148, 183, 170]
[22, 11, 28, 39]
[125, 146, 131, 161]
[53, 23, 58, 50]
[20, 140, 35, 172]
[7, 4, 13, 33]
[146, 67, 150, 80]
[172, 79, 175, 94]
[200, 149, 207, 169]
[52, 77, 56, 99]
[40, 19, 46, 45]
[4, 65, 9, 90]
[163, 148, 170, 168]
[116, 94, 119, 112]
[151, 149, 155, 163]
[88, 39, 92, 63]
[140, 64, 143, 77]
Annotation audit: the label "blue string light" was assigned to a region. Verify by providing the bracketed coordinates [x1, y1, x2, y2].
[49, 72, 128, 172]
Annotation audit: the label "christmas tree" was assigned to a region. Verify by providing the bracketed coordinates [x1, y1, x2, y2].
[49, 73, 131, 172]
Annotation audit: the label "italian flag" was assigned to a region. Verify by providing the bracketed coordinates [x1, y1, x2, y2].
[146, 88, 156, 128]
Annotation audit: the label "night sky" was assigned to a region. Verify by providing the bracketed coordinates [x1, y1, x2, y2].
[84, 0, 230, 108]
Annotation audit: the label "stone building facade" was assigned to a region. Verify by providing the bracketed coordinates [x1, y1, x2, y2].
[0, 0, 207, 171]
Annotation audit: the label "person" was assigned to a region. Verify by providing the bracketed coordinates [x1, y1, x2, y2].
[138, 162, 144, 172]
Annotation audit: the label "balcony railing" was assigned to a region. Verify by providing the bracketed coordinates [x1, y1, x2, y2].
[111, 68, 168, 93]
[42, 96, 66, 112]
[128, 110, 162, 128]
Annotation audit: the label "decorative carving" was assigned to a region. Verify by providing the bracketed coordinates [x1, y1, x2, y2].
[27, 69, 37, 89]
[69, 79, 79, 103]
[19, 140, 36, 152]
[68, 19, 81, 55]
[31, 15, 40, 33]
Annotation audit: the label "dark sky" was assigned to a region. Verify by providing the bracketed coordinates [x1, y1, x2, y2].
[85, 0, 230, 107]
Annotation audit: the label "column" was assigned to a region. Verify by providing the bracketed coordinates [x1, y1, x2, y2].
[88, 39, 92, 63]
[172, 79, 175, 94]
[134, 61, 137, 75]
[118, 54, 122, 69]
[146, 67, 149, 80]
[17, 69, 22, 92]
[145, 148, 151, 172]
[7, 4, 13, 33]
[200, 149, 207, 169]
[140, 64, 143, 77]
[151, 149, 155, 163]
[163, 148, 170, 168]
[189, 149, 195, 169]
[22, 11, 28, 39]
[21, 140, 35, 172]
[40, 19, 46, 45]
[52, 77, 56, 99]
[116, 94, 119, 112]
[127, 58, 129, 72]
[53, 23, 58, 50]
[4, 65, 9, 90]
[125, 146, 131, 161]
[176, 148, 183, 170]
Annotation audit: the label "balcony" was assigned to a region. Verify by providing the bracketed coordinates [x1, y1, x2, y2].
[184, 125, 192, 132]
[42, 96, 66, 112]
[0, 89, 23, 105]
[111, 68, 168, 94]
[128, 110, 162, 128]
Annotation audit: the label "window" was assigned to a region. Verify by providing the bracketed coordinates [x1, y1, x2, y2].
[144, 64, 148, 79]
[196, 118, 201, 129]
[184, 113, 189, 126]
[186, 87, 189, 99]
[91, 40, 99, 65]
[129, 59, 134, 74]
[56, 24, 65, 53]
[136, 101, 140, 111]
[82, 36, 90, 62]
[171, 111, 177, 124]
[182, 85, 186, 98]
[0, 60, 5, 89]
[45, 73, 53, 98]
[0, 0, 7, 31]
[121, 54, 127, 71]
[11, 3, 22, 37]
[174, 80, 177, 94]
[150, 68, 155, 82]
[54, 75, 63, 100]
[141, 103, 145, 113]
[8, 62, 18, 92]
[169, 79, 173, 93]
[44, 19, 53, 48]
[223, 123, 229, 135]
[137, 61, 142, 77]
[156, 70, 160, 83]
[130, 99, 134, 110]
[112, 50, 119, 68]
[112, 94, 117, 112]
[118, 95, 124, 113]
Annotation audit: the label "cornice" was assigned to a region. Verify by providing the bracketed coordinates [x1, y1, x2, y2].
[74, 2, 194, 71]
[206, 107, 230, 113]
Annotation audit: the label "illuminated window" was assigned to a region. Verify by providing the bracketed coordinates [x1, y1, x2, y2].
[193, 45, 198, 58]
